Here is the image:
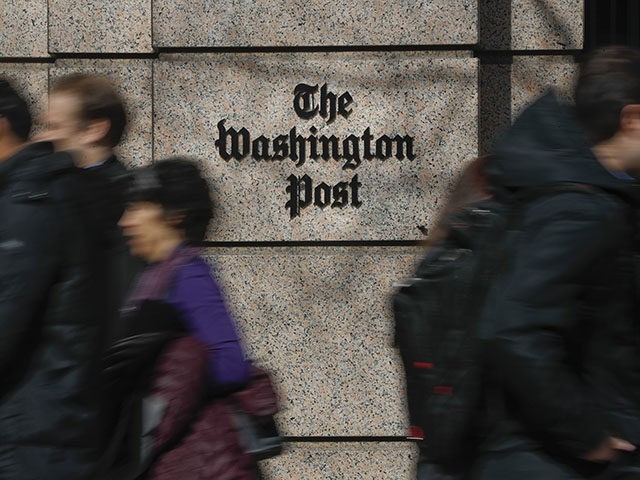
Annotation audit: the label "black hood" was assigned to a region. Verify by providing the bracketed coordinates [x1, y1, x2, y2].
[489, 91, 640, 202]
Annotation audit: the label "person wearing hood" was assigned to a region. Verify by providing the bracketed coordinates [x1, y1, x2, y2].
[0, 80, 107, 477]
[473, 46, 640, 479]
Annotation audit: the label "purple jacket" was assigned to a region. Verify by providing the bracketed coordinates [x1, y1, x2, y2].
[166, 257, 250, 388]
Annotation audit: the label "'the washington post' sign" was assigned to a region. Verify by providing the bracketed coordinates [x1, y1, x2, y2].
[214, 83, 417, 219]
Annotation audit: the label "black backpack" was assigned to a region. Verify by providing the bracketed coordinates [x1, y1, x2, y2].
[393, 181, 602, 471]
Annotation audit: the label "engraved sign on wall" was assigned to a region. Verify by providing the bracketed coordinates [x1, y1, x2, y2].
[214, 83, 417, 219]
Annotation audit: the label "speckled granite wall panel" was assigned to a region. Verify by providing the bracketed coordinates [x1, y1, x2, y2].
[1, 64, 49, 135]
[153, 1, 476, 47]
[50, 60, 153, 167]
[480, 0, 582, 50]
[512, 56, 577, 117]
[202, 246, 422, 436]
[154, 52, 477, 241]
[480, 57, 577, 153]
[49, 0, 152, 53]
[479, 62, 511, 155]
[260, 441, 418, 479]
[1, 1, 48, 57]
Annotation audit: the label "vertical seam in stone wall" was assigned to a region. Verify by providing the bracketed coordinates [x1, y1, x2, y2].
[151, 58, 155, 164]
[46, 0, 51, 55]
[477, 0, 512, 155]
[150, 0, 155, 52]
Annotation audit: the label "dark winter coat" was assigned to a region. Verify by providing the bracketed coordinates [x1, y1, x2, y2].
[149, 336, 262, 480]
[76, 155, 141, 347]
[475, 92, 640, 478]
[101, 331, 267, 480]
[0, 142, 107, 479]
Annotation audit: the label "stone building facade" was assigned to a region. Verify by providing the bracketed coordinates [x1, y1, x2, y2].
[1, 1, 582, 478]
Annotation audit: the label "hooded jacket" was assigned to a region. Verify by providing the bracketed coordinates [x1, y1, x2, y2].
[0, 142, 106, 479]
[479, 92, 640, 463]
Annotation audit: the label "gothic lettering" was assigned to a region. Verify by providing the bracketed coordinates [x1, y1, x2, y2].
[294, 83, 353, 124]
[214, 123, 416, 171]
[218, 83, 417, 219]
[293, 84, 318, 120]
[215, 119, 250, 161]
[285, 174, 362, 219]
[314, 182, 331, 208]
[285, 174, 313, 219]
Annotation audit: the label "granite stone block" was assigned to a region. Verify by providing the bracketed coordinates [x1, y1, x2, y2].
[49, 0, 152, 53]
[0, 1, 48, 57]
[511, 56, 577, 117]
[153, 0, 476, 47]
[479, 62, 511, 155]
[154, 52, 478, 241]
[480, 0, 583, 50]
[480, 56, 577, 153]
[50, 59, 153, 167]
[1, 64, 49, 135]
[203, 246, 422, 436]
[260, 441, 418, 479]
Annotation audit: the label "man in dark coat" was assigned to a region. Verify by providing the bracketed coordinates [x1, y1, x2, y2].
[0, 80, 106, 478]
[474, 47, 640, 479]
[41, 73, 141, 346]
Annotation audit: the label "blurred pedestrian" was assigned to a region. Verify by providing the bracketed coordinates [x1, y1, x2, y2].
[120, 158, 250, 391]
[40, 73, 141, 346]
[115, 158, 259, 479]
[473, 46, 640, 479]
[0, 79, 106, 478]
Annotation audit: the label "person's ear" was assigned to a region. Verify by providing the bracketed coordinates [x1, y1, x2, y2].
[165, 210, 186, 229]
[620, 104, 640, 134]
[85, 118, 111, 146]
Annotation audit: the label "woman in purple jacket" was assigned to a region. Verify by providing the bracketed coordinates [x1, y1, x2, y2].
[109, 158, 265, 480]
[118, 158, 250, 391]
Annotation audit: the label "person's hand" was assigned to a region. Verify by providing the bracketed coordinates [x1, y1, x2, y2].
[582, 436, 636, 462]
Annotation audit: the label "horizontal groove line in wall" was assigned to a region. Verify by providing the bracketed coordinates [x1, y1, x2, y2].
[283, 436, 415, 443]
[3, 46, 585, 63]
[52, 52, 159, 59]
[0, 57, 55, 63]
[157, 44, 476, 54]
[475, 48, 583, 57]
[197, 240, 424, 248]
[0, 53, 158, 62]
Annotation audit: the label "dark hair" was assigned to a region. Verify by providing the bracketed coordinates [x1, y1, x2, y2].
[426, 155, 491, 247]
[0, 78, 32, 141]
[575, 46, 640, 144]
[51, 73, 127, 148]
[128, 158, 213, 242]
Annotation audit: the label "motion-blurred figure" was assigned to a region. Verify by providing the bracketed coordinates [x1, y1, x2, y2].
[473, 46, 640, 479]
[0, 80, 105, 478]
[41, 73, 140, 345]
[112, 158, 259, 479]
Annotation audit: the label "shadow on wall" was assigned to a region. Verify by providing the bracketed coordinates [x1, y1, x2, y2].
[478, 0, 579, 155]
